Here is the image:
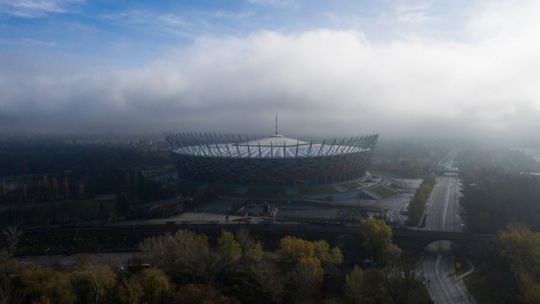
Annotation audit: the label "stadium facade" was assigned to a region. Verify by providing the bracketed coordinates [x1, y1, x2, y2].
[166, 131, 378, 187]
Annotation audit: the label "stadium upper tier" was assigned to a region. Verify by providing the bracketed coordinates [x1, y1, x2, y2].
[166, 133, 377, 159]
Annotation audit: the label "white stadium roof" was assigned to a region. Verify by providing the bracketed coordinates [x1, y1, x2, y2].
[169, 133, 374, 159]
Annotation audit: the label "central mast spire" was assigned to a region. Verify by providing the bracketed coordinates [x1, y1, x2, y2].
[275, 113, 278, 135]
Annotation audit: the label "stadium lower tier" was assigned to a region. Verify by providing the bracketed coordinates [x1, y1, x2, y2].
[174, 150, 373, 186]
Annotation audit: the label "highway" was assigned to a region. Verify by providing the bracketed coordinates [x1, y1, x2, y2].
[422, 173, 476, 304]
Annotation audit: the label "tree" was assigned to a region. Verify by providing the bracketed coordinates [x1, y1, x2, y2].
[0, 255, 24, 304]
[139, 268, 172, 304]
[22, 267, 77, 304]
[246, 259, 285, 303]
[359, 218, 393, 263]
[51, 178, 59, 198]
[42, 176, 49, 199]
[500, 225, 540, 302]
[278, 236, 315, 266]
[382, 253, 426, 304]
[345, 265, 364, 303]
[78, 183, 86, 200]
[139, 230, 218, 283]
[174, 284, 239, 304]
[287, 256, 324, 303]
[115, 193, 133, 218]
[115, 276, 143, 304]
[0, 278, 24, 304]
[62, 177, 70, 199]
[1, 226, 22, 256]
[22, 184, 27, 201]
[70, 265, 117, 304]
[217, 231, 242, 264]
[235, 230, 264, 262]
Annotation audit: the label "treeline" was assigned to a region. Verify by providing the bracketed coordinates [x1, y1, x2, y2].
[460, 167, 540, 233]
[0, 170, 180, 227]
[407, 173, 436, 226]
[465, 226, 540, 303]
[372, 140, 450, 177]
[0, 139, 171, 199]
[1, 219, 430, 303]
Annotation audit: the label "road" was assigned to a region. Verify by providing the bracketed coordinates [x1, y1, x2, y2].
[422, 174, 476, 304]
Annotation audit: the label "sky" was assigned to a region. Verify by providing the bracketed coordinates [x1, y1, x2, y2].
[1, 0, 540, 142]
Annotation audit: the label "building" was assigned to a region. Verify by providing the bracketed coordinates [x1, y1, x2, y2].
[166, 130, 378, 187]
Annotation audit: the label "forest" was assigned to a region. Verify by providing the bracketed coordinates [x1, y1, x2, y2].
[0, 219, 431, 304]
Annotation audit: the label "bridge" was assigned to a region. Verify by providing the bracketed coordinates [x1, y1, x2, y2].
[21, 222, 496, 250]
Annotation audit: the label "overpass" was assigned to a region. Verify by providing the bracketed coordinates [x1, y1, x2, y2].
[21, 222, 496, 250]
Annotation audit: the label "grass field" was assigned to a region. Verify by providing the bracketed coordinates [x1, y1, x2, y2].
[340, 181, 361, 191]
[298, 185, 338, 195]
[369, 185, 397, 198]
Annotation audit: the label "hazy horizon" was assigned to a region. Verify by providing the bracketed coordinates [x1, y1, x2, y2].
[1, 0, 540, 144]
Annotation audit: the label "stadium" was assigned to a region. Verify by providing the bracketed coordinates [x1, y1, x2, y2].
[166, 129, 378, 188]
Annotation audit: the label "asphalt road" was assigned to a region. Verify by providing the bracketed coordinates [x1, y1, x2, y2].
[423, 174, 476, 304]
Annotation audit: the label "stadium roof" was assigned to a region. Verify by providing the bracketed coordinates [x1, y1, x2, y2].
[167, 132, 378, 159]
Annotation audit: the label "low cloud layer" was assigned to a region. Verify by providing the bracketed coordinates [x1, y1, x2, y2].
[1, 1, 540, 141]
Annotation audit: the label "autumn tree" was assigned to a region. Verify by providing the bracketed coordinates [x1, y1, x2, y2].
[360, 218, 393, 263]
[345, 265, 364, 303]
[115, 276, 143, 304]
[139, 230, 218, 283]
[174, 284, 239, 304]
[277, 236, 342, 269]
[138, 268, 172, 304]
[70, 264, 117, 304]
[235, 230, 264, 262]
[287, 256, 324, 303]
[22, 267, 76, 304]
[217, 231, 242, 264]
[500, 225, 540, 302]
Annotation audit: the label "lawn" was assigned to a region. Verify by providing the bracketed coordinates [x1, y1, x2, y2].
[298, 185, 338, 195]
[340, 181, 361, 191]
[369, 185, 397, 198]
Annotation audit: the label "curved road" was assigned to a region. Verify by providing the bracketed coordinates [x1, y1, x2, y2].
[423, 174, 476, 304]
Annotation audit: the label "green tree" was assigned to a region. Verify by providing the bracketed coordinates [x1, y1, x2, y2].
[360, 218, 393, 263]
[139, 268, 172, 304]
[287, 256, 324, 303]
[217, 231, 242, 263]
[235, 230, 264, 262]
[278, 236, 342, 272]
[345, 265, 364, 303]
